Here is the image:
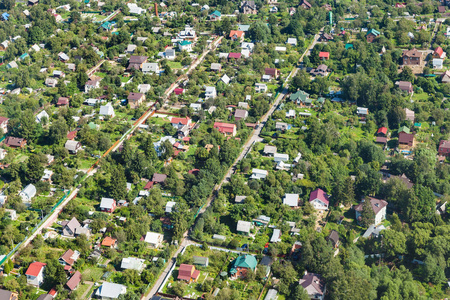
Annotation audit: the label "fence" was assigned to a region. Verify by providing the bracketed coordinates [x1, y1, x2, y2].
[0, 190, 70, 266]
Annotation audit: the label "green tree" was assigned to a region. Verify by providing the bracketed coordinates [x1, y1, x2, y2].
[49, 117, 68, 144]
[27, 154, 44, 183]
[382, 229, 406, 258]
[3, 0, 15, 9]
[110, 165, 127, 200]
[359, 198, 375, 228]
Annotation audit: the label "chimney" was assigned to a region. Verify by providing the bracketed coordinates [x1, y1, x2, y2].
[154, 3, 158, 17]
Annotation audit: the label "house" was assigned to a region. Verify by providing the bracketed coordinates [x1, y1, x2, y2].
[211, 63, 221, 72]
[283, 193, 300, 207]
[178, 264, 200, 282]
[286, 38, 298, 46]
[290, 90, 310, 105]
[205, 86, 216, 99]
[121, 257, 146, 272]
[221, 74, 231, 84]
[192, 256, 209, 267]
[35, 110, 49, 124]
[165, 201, 177, 213]
[229, 30, 245, 42]
[100, 197, 116, 213]
[237, 220, 251, 235]
[65, 140, 81, 154]
[138, 84, 151, 94]
[251, 168, 268, 179]
[310, 64, 328, 76]
[128, 92, 145, 109]
[439, 139, 450, 155]
[264, 289, 278, 300]
[58, 52, 70, 62]
[309, 188, 329, 210]
[241, 1, 257, 14]
[230, 255, 257, 279]
[263, 145, 277, 156]
[6, 61, 18, 69]
[235, 195, 247, 204]
[170, 117, 191, 129]
[165, 48, 176, 60]
[59, 249, 80, 266]
[66, 271, 81, 291]
[299, 272, 326, 300]
[0, 289, 18, 300]
[357, 107, 368, 118]
[396, 81, 413, 93]
[2, 12, 10, 21]
[286, 109, 296, 118]
[99, 103, 115, 117]
[275, 122, 289, 131]
[265, 68, 278, 78]
[142, 63, 160, 75]
[4, 136, 26, 148]
[178, 26, 197, 41]
[178, 41, 193, 52]
[354, 197, 388, 226]
[209, 10, 221, 21]
[19, 184, 36, 204]
[174, 88, 185, 95]
[442, 70, 450, 83]
[26, 262, 46, 286]
[144, 231, 164, 247]
[57, 97, 69, 106]
[327, 230, 340, 248]
[234, 109, 248, 121]
[152, 173, 167, 184]
[433, 46, 446, 59]
[84, 78, 100, 93]
[214, 122, 237, 136]
[101, 236, 117, 248]
[0, 40, 10, 51]
[274, 153, 289, 162]
[366, 29, 380, 43]
[398, 131, 414, 147]
[320, 33, 333, 42]
[95, 282, 127, 299]
[62, 217, 81, 237]
[270, 228, 281, 243]
[228, 52, 242, 59]
[405, 108, 415, 122]
[128, 55, 148, 70]
[0, 117, 9, 133]
[402, 48, 421, 65]
[300, 0, 312, 9]
[45, 77, 58, 87]
[127, 3, 144, 14]
[433, 58, 444, 69]
[376, 127, 388, 137]
[319, 52, 330, 60]
[255, 83, 267, 93]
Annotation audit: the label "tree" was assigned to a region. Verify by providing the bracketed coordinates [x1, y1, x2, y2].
[249, 21, 271, 42]
[27, 154, 44, 183]
[19, 109, 39, 141]
[49, 117, 68, 144]
[110, 165, 127, 200]
[292, 285, 310, 300]
[399, 66, 414, 82]
[359, 198, 375, 228]
[3, 0, 15, 9]
[170, 281, 186, 297]
[381, 229, 406, 258]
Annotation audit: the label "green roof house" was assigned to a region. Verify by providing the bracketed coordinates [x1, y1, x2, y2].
[399, 126, 410, 134]
[290, 90, 310, 105]
[210, 10, 221, 21]
[101, 21, 113, 31]
[345, 43, 354, 50]
[230, 255, 257, 279]
[317, 97, 325, 104]
[366, 29, 380, 43]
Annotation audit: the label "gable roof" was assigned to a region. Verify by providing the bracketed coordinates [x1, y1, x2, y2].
[377, 127, 387, 135]
[95, 282, 126, 298]
[102, 236, 117, 247]
[178, 264, 195, 280]
[309, 188, 329, 205]
[354, 197, 388, 215]
[434, 46, 444, 57]
[399, 126, 410, 134]
[171, 117, 190, 125]
[327, 230, 339, 245]
[100, 197, 115, 209]
[214, 122, 236, 134]
[398, 131, 414, 144]
[129, 55, 148, 64]
[403, 48, 420, 58]
[26, 262, 46, 276]
[367, 28, 380, 36]
[60, 249, 78, 265]
[299, 273, 325, 296]
[210, 10, 221, 17]
[229, 52, 242, 59]
[66, 271, 81, 291]
[229, 30, 244, 38]
[65, 217, 81, 231]
[152, 173, 167, 183]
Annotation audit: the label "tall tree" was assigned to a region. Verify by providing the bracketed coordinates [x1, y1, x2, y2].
[110, 165, 127, 199]
[26, 154, 44, 183]
[48, 117, 68, 144]
[359, 198, 375, 228]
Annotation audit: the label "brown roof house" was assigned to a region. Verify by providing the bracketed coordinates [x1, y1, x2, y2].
[4, 137, 26, 148]
[65, 271, 82, 291]
[441, 70, 450, 83]
[438, 139, 450, 156]
[402, 48, 421, 65]
[177, 264, 200, 283]
[327, 230, 340, 248]
[59, 249, 80, 266]
[62, 217, 82, 237]
[299, 272, 326, 300]
[234, 109, 248, 121]
[398, 129, 414, 147]
[354, 197, 388, 226]
[127, 92, 145, 109]
[299, 0, 312, 9]
[396, 81, 413, 94]
[241, 1, 257, 14]
[152, 173, 167, 185]
[264, 68, 279, 79]
[128, 55, 148, 71]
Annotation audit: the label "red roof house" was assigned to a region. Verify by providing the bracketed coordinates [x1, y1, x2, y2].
[229, 52, 242, 59]
[188, 169, 200, 176]
[101, 236, 117, 248]
[65, 271, 81, 291]
[57, 97, 69, 106]
[213, 122, 237, 136]
[319, 52, 330, 60]
[433, 46, 446, 59]
[67, 130, 77, 140]
[229, 30, 245, 41]
[177, 264, 200, 282]
[376, 127, 387, 136]
[171, 117, 191, 129]
[438, 139, 450, 155]
[309, 188, 329, 211]
[26, 262, 47, 286]
[174, 88, 185, 95]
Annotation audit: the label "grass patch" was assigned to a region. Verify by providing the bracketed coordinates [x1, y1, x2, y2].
[167, 61, 182, 69]
[82, 267, 105, 281]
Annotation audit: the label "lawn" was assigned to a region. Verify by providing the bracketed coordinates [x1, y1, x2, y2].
[82, 267, 105, 281]
[167, 61, 183, 69]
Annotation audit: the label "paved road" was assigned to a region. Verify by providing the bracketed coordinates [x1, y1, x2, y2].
[145, 30, 322, 300]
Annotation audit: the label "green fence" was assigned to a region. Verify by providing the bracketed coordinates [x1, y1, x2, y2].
[0, 190, 71, 266]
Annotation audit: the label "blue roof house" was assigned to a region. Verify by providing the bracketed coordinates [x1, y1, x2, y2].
[2, 13, 10, 21]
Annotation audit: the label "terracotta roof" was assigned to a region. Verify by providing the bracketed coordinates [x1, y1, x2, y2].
[319, 51, 330, 58]
[171, 117, 190, 125]
[229, 30, 244, 38]
[435, 46, 444, 57]
[377, 127, 387, 135]
[144, 181, 154, 189]
[67, 130, 77, 140]
[0, 116, 8, 124]
[26, 262, 46, 277]
[214, 122, 236, 134]
[66, 271, 81, 291]
[60, 249, 76, 265]
[101, 236, 117, 247]
[178, 264, 195, 281]
[309, 188, 329, 205]
[228, 52, 241, 59]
